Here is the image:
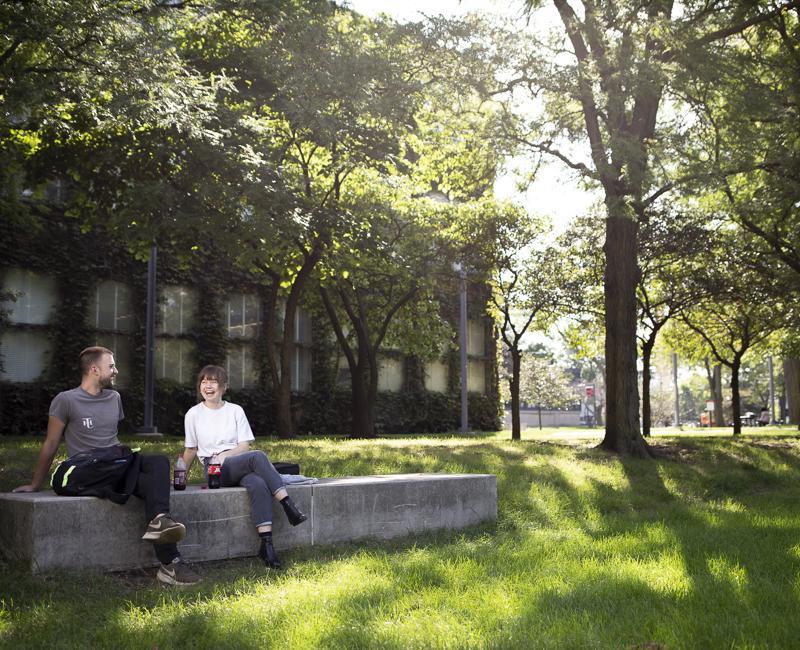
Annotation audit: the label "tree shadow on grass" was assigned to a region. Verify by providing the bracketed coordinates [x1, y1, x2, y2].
[495, 440, 800, 647]
[0, 523, 509, 649]
[609, 445, 800, 647]
[5, 437, 798, 647]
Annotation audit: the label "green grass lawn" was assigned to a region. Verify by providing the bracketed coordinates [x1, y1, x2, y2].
[2, 428, 800, 649]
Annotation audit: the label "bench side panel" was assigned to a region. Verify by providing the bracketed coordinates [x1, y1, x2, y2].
[310, 474, 497, 545]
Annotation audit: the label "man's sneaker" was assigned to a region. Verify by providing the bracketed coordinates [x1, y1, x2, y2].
[142, 514, 186, 544]
[157, 557, 202, 586]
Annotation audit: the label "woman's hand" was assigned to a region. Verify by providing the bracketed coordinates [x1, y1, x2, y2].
[214, 442, 250, 465]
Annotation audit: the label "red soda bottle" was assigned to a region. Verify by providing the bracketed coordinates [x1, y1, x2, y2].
[207, 462, 221, 489]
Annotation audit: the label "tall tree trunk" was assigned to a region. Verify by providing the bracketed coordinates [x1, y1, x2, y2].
[319, 284, 374, 438]
[731, 358, 742, 435]
[276, 313, 297, 439]
[703, 357, 724, 426]
[784, 358, 800, 428]
[262, 276, 281, 392]
[350, 362, 374, 438]
[367, 351, 379, 437]
[600, 211, 650, 457]
[714, 364, 724, 427]
[276, 240, 325, 439]
[510, 347, 522, 441]
[641, 334, 656, 437]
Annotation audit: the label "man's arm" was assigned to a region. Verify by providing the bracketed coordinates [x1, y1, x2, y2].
[13, 416, 66, 492]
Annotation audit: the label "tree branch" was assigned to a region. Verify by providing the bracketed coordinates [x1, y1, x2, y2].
[664, 1, 800, 60]
[320, 284, 357, 371]
[552, 0, 611, 183]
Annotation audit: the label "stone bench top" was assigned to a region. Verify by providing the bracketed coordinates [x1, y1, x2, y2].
[2, 472, 493, 501]
[1, 472, 497, 573]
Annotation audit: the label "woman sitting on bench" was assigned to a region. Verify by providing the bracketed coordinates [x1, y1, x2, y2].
[180, 365, 307, 569]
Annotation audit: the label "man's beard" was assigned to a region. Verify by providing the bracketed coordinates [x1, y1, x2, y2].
[100, 376, 115, 389]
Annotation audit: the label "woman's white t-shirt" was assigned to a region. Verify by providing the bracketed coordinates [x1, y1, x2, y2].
[184, 401, 255, 460]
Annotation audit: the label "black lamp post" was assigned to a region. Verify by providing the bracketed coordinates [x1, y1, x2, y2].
[453, 262, 468, 434]
[139, 242, 160, 436]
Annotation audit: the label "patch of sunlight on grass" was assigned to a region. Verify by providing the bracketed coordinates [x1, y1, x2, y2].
[0, 601, 10, 636]
[549, 457, 594, 490]
[528, 480, 584, 528]
[642, 553, 693, 598]
[713, 497, 747, 513]
[274, 546, 513, 648]
[693, 498, 752, 528]
[629, 555, 690, 599]
[524, 428, 604, 444]
[593, 524, 671, 559]
[752, 511, 800, 530]
[706, 555, 749, 597]
[390, 606, 485, 648]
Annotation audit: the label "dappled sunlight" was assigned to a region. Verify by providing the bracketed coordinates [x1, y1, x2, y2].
[522, 428, 605, 446]
[591, 523, 680, 563]
[4, 433, 800, 647]
[705, 555, 749, 599]
[709, 497, 747, 514]
[527, 474, 589, 530]
[578, 554, 693, 600]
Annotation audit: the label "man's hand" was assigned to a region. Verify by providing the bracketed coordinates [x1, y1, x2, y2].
[17, 416, 66, 494]
[12, 484, 40, 493]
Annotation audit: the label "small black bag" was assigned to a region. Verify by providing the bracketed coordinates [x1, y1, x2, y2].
[272, 461, 300, 475]
[52, 445, 141, 504]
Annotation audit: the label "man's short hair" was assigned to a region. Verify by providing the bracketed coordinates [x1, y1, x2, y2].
[79, 346, 114, 375]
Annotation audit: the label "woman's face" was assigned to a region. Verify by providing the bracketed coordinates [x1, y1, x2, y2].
[199, 376, 226, 403]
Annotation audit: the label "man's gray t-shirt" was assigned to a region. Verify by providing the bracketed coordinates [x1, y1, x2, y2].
[49, 387, 124, 456]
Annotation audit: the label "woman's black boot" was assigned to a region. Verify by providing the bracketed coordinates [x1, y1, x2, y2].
[280, 496, 308, 526]
[258, 535, 282, 569]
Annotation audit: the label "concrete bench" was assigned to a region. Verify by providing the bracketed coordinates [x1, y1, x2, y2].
[0, 473, 497, 573]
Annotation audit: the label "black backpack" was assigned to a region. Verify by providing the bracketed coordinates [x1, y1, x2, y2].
[51, 445, 141, 504]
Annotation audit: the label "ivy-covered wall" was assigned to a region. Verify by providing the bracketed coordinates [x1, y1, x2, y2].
[1, 213, 502, 437]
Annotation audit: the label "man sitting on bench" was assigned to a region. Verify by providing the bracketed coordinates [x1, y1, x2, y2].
[13, 346, 201, 586]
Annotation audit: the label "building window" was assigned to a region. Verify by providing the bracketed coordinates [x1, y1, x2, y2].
[156, 286, 197, 385]
[226, 343, 259, 389]
[467, 319, 485, 356]
[292, 307, 312, 392]
[223, 292, 260, 389]
[156, 338, 196, 385]
[160, 286, 197, 336]
[337, 356, 351, 387]
[224, 293, 260, 339]
[424, 360, 449, 393]
[0, 269, 57, 382]
[2, 268, 57, 325]
[86, 280, 134, 387]
[0, 330, 53, 382]
[466, 319, 488, 395]
[468, 359, 486, 395]
[378, 356, 403, 392]
[89, 280, 133, 333]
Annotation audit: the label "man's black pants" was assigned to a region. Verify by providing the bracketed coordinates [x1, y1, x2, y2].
[133, 453, 179, 565]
